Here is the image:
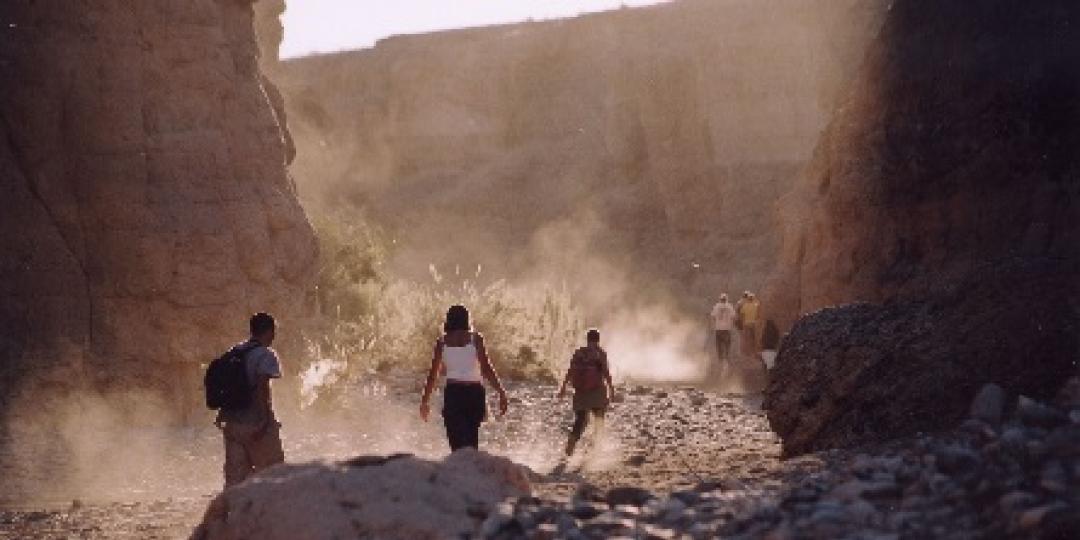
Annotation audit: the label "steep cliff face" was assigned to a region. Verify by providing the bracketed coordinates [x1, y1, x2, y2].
[766, 0, 1080, 327]
[763, 0, 1080, 455]
[278, 0, 882, 306]
[0, 1, 316, 413]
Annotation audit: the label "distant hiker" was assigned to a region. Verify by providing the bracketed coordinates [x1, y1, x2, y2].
[205, 312, 285, 488]
[420, 305, 510, 451]
[737, 292, 762, 357]
[558, 329, 615, 456]
[709, 293, 737, 364]
[734, 291, 749, 329]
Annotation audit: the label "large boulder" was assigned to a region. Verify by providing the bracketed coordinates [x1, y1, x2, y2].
[191, 450, 531, 540]
[765, 258, 1079, 457]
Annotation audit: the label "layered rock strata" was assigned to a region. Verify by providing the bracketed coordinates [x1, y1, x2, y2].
[0, 1, 316, 416]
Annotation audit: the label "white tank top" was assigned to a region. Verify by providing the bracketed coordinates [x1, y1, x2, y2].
[443, 335, 482, 382]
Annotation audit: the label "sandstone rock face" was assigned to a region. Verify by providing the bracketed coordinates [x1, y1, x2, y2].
[0, 1, 316, 414]
[276, 0, 883, 305]
[191, 450, 532, 540]
[765, 0, 1080, 327]
[765, 259, 1079, 457]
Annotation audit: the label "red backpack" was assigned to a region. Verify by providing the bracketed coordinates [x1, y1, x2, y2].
[570, 347, 605, 391]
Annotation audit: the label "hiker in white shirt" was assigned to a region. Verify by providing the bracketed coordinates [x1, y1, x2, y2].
[710, 293, 737, 364]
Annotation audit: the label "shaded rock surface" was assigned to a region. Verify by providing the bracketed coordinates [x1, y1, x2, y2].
[765, 0, 1080, 327]
[276, 0, 883, 305]
[0, 1, 316, 412]
[765, 258, 1078, 457]
[760, 0, 1080, 457]
[191, 449, 531, 540]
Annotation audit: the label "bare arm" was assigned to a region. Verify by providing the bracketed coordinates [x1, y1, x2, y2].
[475, 334, 509, 416]
[420, 339, 442, 421]
[558, 368, 572, 397]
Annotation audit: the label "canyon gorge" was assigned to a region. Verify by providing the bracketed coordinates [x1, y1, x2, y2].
[1, 0, 1078, 537]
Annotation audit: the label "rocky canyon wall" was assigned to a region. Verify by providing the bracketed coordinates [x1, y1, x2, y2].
[765, 0, 1080, 327]
[276, 0, 883, 310]
[0, 1, 316, 417]
[764, 0, 1080, 456]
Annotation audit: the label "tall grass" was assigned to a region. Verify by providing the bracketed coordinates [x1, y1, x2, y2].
[304, 211, 585, 398]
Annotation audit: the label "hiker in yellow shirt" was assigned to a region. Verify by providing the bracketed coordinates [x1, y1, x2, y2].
[737, 292, 762, 358]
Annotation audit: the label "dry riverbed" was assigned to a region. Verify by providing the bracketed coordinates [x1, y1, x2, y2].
[1, 375, 830, 539]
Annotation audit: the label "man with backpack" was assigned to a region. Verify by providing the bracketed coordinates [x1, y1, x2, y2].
[558, 329, 615, 456]
[205, 312, 285, 487]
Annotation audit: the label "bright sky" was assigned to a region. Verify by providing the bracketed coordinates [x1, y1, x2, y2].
[281, 0, 669, 58]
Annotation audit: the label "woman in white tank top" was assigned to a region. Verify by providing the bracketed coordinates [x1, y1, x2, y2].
[420, 305, 509, 451]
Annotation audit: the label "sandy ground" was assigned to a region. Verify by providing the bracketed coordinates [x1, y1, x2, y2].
[0, 365, 821, 539]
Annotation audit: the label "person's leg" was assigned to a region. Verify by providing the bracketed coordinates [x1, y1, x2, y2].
[444, 412, 469, 451]
[740, 326, 753, 358]
[443, 384, 465, 451]
[748, 323, 759, 356]
[714, 330, 724, 364]
[248, 422, 285, 475]
[465, 418, 481, 449]
[464, 385, 485, 450]
[222, 428, 253, 488]
[591, 408, 606, 435]
[566, 409, 589, 455]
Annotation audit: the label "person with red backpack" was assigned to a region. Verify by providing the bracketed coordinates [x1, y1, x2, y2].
[558, 328, 615, 456]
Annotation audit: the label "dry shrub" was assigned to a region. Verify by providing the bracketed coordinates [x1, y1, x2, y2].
[302, 211, 585, 407]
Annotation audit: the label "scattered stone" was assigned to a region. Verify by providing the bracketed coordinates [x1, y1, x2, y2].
[969, 383, 1007, 426]
[607, 486, 655, 507]
[1017, 396, 1067, 429]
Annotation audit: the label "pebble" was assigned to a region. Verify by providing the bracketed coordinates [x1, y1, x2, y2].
[1017, 503, 1066, 530]
[1018, 396, 1067, 429]
[969, 383, 1006, 426]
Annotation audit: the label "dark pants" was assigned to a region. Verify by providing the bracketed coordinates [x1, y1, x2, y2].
[715, 330, 732, 362]
[442, 383, 486, 451]
[570, 408, 606, 441]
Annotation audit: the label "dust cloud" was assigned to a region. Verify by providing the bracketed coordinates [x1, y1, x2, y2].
[276, 0, 885, 384]
[0, 0, 885, 509]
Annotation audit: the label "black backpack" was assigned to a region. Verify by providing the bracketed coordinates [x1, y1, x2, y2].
[204, 342, 259, 411]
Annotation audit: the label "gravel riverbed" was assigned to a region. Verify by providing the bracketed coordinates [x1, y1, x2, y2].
[3, 375, 1077, 539]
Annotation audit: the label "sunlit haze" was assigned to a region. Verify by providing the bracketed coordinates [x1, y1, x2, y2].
[280, 0, 669, 58]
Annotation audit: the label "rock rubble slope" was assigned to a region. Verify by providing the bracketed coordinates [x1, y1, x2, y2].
[766, 258, 1079, 457]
